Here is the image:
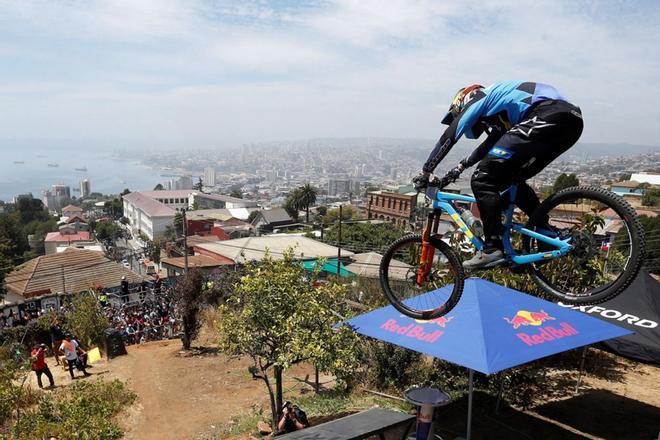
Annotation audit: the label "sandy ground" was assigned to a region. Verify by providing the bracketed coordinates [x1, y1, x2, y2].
[27, 342, 660, 440]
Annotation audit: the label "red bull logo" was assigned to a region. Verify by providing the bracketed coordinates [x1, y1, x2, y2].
[380, 315, 453, 344]
[505, 310, 579, 346]
[504, 309, 554, 329]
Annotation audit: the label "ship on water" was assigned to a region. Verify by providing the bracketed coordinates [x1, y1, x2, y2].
[13, 161, 24, 164]
[47, 163, 59, 167]
[75, 167, 88, 172]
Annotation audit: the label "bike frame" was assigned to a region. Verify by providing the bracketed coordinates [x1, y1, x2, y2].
[419, 183, 573, 267]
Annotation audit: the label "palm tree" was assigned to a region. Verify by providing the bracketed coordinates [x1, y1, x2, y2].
[284, 188, 303, 221]
[299, 183, 318, 223]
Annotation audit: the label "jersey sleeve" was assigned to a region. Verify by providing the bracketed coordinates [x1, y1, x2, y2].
[461, 127, 504, 168]
[422, 91, 487, 173]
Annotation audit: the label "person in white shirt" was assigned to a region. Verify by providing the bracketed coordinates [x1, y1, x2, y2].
[59, 334, 91, 379]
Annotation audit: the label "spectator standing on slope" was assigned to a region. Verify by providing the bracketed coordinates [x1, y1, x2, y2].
[30, 343, 55, 389]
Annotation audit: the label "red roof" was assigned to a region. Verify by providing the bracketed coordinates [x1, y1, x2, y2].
[44, 231, 91, 242]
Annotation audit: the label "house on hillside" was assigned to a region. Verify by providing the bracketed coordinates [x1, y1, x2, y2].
[2, 248, 146, 308]
[44, 229, 94, 255]
[193, 235, 353, 269]
[251, 208, 296, 233]
[61, 204, 84, 218]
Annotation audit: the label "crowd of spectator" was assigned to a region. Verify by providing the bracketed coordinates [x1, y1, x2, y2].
[0, 308, 45, 329]
[104, 297, 179, 345]
[1, 282, 180, 348]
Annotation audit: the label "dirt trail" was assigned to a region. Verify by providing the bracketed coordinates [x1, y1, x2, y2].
[100, 340, 316, 439]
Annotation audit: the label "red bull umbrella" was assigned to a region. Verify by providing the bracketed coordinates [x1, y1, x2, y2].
[342, 278, 632, 374]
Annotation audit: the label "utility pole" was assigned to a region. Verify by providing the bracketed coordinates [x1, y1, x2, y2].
[182, 208, 189, 274]
[336, 205, 342, 275]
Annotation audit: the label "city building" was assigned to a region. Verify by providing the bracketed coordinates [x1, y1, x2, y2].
[44, 229, 93, 254]
[204, 167, 216, 186]
[80, 179, 91, 198]
[122, 191, 186, 240]
[61, 204, 83, 219]
[42, 184, 71, 211]
[630, 173, 660, 186]
[191, 192, 258, 210]
[328, 179, 361, 196]
[169, 175, 194, 190]
[251, 207, 296, 233]
[123, 190, 258, 240]
[364, 190, 417, 227]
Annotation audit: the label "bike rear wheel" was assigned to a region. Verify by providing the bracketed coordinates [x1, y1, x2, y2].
[380, 234, 464, 319]
[524, 186, 645, 304]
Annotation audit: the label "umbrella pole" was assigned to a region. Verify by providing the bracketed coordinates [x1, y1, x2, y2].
[575, 346, 588, 395]
[467, 369, 474, 440]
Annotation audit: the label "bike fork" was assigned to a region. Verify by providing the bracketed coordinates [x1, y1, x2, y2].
[417, 213, 437, 284]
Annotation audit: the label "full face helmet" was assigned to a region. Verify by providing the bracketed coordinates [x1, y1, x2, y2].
[441, 84, 484, 125]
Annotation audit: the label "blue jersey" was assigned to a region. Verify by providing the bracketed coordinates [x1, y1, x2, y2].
[423, 81, 569, 172]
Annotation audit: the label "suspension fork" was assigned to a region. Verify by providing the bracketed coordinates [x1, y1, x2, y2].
[417, 213, 440, 284]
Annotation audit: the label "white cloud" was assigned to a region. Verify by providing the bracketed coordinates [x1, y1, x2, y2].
[0, 0, 658, 146]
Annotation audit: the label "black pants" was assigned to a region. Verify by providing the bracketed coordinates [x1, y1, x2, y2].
[471, 100, 584, 247]
[67, 358, 88, 378]
[35, 367, 54, 388]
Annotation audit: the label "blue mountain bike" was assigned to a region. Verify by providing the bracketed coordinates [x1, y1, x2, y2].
[379, 172, 645, 319]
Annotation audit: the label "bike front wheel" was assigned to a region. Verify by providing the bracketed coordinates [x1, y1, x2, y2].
[380, 234, 465, 319]
[524, 186, 645, 304]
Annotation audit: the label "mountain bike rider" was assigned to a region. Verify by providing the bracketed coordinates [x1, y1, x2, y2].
[414, 81, 584, 270]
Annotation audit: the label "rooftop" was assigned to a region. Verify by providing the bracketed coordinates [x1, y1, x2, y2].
[161, 255, 231, 270]
[195, 236, 352, 263]
[4, 248, 146, 299]
[123, 192, 176, 217]
[62, 204, 83, 212]
[45, 231, 91, 242]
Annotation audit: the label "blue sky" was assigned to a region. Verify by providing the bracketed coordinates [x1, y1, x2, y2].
[0, 0, 659, 148]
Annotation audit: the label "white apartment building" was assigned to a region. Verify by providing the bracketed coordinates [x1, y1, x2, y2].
[204, 167, 216, 186]
[80, 179, 91, 198]
[123, 190, 257, 240]
[122, 190, 191, 240]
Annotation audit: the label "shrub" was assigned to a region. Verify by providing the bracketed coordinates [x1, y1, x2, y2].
[10, 380, 136, 440]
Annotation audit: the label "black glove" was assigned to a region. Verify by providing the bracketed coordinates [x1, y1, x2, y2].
[445, 164, 464, 182]
[412, 172, 430, 191]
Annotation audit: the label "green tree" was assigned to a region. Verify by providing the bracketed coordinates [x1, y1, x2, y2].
[247, 210, 260, 224]
[297, 183, 318, 223]
[283, 188, 302, 221]
[16, 198, 49, 224]
[552, 173, 579, 193]
[641, 187, 659, 207]
[103, 199, 123, 218]
[0, 214, 27, 263]
[63, 294, 109, 348]
[94, 221, 124, 242]
[322, 205, 360, 225]
[638, 215, 660, 274]
[172, 268, 244, 350]
[153, 183, 164, 191]
[120, 188, 131, 197]
[217, 250, 360, 431]
[230, 188, 243, 199]
[323, 222, 406, 252]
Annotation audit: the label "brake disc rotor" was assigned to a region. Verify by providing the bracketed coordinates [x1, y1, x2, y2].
[571, 230, 597, 264]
